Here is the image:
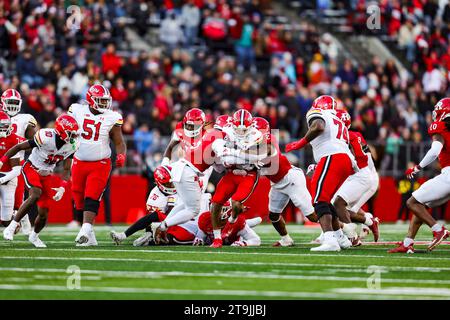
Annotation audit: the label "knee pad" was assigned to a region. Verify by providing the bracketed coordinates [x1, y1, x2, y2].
[314, 202, 332, 218]
[84, 198, 100, 215]
[269, 212, 281, 223]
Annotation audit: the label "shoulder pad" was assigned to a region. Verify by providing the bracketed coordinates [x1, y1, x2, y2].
[428, 121, 446, 136]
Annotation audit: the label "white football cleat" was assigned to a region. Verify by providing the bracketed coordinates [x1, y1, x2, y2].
[66, 220, 80, 229]
[29, 234, 47, 248]
[273, 237, 294, 247]
[246, 217, 262, 228]
[110, 231, 126, 245]
[336, 234, 352, 249]
[133, 232, 153, 247]
[311, 232, 324, 244]
[359, 224, 370, 239]
[310, 241, 341, 252]
[20, 215, 32, 236]
[75, 229, 97, 246]
[3, 222, 17, 241]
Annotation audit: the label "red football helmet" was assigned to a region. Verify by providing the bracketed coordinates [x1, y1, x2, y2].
[55, 114, 79, 143]
[154, 165, 176, 195]
[232, 109, 253, 137]
[214, 115, 232, 131]
[1, 89, 22, 117]
[253, 117, 270, 136]
[432, 98, 450, 122]
[336, 110, 351, 128]
[312, 95, 337, 110]
[0, 111, 12, 138]
[86, 84, 112, 113]
[183, 108, 206, 138]
[220, 200, 232, 220]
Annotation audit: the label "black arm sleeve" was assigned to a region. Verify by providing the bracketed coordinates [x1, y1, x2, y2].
[28, 139, 37, 149]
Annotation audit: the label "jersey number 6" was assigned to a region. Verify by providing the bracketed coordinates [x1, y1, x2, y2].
[81, 119, 101, 141]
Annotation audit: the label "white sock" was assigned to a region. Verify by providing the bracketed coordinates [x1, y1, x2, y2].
[281, 234, 293, 242]
[342, 223, 357, 238]
[29, 230, 39, 240]
[403, 237, 414, 247]
[364, 212, 373, 226]
[213, 229, 221, 240]
[81, 222, 92, 234]
[431, 224, 443, 232]
[9, 220, 19, 229]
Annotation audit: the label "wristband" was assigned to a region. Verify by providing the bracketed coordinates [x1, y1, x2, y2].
[296, 138, 308, 149]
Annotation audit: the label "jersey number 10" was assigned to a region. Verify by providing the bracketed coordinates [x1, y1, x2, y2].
[81, 119, 101, 141]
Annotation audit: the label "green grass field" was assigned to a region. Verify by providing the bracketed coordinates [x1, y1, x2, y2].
[0, 224, 449, 300]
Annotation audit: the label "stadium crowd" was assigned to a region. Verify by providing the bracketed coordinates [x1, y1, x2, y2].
[0, 0, 449, 175]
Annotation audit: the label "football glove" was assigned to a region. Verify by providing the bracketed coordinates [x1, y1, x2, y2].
[405, 164, 421, 179]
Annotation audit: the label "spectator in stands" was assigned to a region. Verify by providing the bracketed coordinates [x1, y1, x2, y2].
[160, 12, 184, 50]
[102, 43, 122, 76]
[234, 15, 257, 74]
[181, 0, 200, 46]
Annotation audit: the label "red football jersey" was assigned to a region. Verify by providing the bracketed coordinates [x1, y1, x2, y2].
[349, 131, 369, 169]
[264, 134, 292, 183]
[428, 121, 450, 169]
[183, 128, 224, 172]
[0, 133, 25, 172]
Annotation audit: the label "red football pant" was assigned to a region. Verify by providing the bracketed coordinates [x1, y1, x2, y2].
[14, 173, 25, 210]
[22, 161, 61, 209]
[155, 211, 194, 243]
[71, 158, 111, 211]
[310, 153, 354, 204]
[211, 171, 259, 205]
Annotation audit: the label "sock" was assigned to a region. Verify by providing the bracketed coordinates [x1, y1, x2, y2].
[228, 216, 237, 224]
[342, 223, 357, 238]
[431, 224, 443, 232]
[213, 229, 221, 240]
[403, 237, 414, 247]
[81, 223, 92, 234]
[29, 230, 39, 240]
[281, 234, 293, 242]
[125, 214, 155, 237]
[9, 220, 19, 229]
[364, 212, 374, 226]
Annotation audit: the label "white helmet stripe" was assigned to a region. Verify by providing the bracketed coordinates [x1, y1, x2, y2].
[240, 110, 244, 126]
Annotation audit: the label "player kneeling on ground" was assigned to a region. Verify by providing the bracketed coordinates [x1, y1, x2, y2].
[2, 114, 79, 247]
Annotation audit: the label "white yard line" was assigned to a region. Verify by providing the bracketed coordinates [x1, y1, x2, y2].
[3, 247, 450, 261]
[0, 261, 449, 285]
[0, 284, 442, 300]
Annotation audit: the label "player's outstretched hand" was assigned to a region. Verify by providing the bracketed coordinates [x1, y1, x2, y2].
[285, 138, 308, 153]
[405, 164, 421, 179]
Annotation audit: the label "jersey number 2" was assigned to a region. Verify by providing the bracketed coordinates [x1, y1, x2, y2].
[81, 119, 101, 141]
[333, 119, 349, 143]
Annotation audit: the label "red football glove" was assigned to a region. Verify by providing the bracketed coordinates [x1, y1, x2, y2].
[116, 153, 126, 168]
[405, 164, 421, 179]
[285, 138, 308, 153]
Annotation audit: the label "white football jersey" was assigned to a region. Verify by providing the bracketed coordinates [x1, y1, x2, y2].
[11, 113, 37, 160]
[28, 129, 78, 173]
[146, 186, 178, 213]
[306, 108, 354, 163]
[68, 103, 123, 161]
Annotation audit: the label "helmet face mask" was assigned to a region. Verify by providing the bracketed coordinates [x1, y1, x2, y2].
[1, 89, 22, 117]
[55, 114, 80, 143]
[87, 84, 112, 113]
[0, 114, 12, 138]
[232, 109, 253, 138]
[183, 122, 202, 138]
[220, 201, 232, 220]
[154, 165, 176, 195]
[92, 96, 112, 113]
[183, 108, 205, 138]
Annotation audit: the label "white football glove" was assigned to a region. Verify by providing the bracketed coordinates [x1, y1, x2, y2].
[161, 157, 170, 166]
[52, 187, 65, 201]
[306, 164, 317, 175]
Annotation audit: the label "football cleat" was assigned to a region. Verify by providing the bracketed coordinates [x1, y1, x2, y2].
[231, 241, 247, 247]
[311, 241, 341, 252]
[272, 237, 294, 247]
[133, 232, 154, 247]
[3, 222, 16, 241]
[20, 215, 32, 236]
[311, 232, 324, 244]
[359, 224, 370, 239]
[29, 234, 47, 248]
[428, 227, 449, 251]
[369, 217, 380, 242]
[110, 231, 126, 245]
[336, 234, 352, 249]
[210, 238, 223, 248]
[192, 237, 204, 246]
[388, 243, 414, 254]
[350, 236, 362, 247]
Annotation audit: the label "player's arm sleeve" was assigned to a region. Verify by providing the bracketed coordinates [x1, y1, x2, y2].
[0, 165, 21, 183]
[418, 140, 443, 168]
[238, 224, 261, 246]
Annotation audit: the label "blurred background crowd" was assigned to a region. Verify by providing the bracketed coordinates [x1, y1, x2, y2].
[0, 0, 449, 178]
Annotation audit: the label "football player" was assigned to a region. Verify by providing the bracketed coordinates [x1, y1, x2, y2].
[253, 117, 319, 247]
[1, 114, 79, 247]
[1, 89, 37, 235]
[209, 109, 265, 248]
[69, 84, 126, 246]
[0, 111, 25, 227]
[286, 95, 357, 251]
[389, 98, 450, 253]
[196, 200, 262, 247]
